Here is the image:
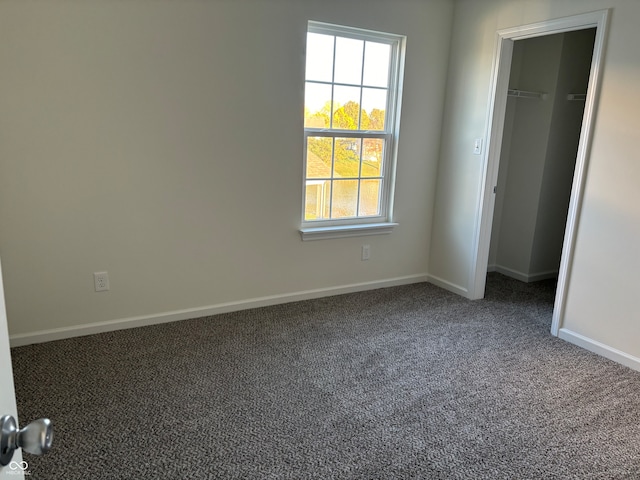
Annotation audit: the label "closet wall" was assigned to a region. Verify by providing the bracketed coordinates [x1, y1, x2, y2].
[489, 29, 596, 282]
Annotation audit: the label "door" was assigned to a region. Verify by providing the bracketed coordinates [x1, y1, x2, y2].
[0, 262, 53, 478]
[0, 258, 25, 479]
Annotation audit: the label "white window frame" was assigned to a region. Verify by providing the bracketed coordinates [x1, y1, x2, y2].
[300, 21, 406, 241]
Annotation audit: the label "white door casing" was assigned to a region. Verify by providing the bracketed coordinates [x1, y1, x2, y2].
[468, 9, 610, 337]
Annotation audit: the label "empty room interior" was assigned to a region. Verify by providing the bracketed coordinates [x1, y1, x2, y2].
[1, 0, 639, 478]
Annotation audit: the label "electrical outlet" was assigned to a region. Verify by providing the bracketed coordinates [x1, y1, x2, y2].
[94, 272, 110, 292]
[361, 244, 371, 261]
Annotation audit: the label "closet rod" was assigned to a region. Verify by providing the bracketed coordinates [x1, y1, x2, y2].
[567, 93, 587, 101]
[507, 89, 547, 100]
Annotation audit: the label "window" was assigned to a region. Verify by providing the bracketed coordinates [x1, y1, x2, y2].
[300, 22, 405, 240]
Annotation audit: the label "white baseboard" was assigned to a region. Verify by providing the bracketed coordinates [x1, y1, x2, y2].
[9, 274, 429, 347]
[558, 328, 640, 373]
[492, 265, 558, 283]
[426, 274, 469, 298]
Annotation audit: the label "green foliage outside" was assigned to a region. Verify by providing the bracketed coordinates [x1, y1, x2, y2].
[305, 101, 385, 179]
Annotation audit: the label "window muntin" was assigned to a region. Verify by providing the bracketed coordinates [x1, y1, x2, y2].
[302, 22, 403, 226]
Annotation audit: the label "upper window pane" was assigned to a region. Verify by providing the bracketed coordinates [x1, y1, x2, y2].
[363, 42, 391, 87]
[305, 33, 334, 82]
[304, 31, 394, 133]
[334, 37, 364, 85]
[304, 82, 331, 128]
[361, 88, 387, 131]
[332, 85, 361, 130]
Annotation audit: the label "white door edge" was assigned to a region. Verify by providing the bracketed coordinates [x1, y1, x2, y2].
[0, 258, 25, 479]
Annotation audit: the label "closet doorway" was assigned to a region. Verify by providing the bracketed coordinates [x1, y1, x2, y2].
[488, 29, 596, 285]
[469, 10, 610, 337]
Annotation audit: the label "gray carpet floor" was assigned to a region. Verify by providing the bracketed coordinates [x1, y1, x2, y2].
[10, 274, 640, 479]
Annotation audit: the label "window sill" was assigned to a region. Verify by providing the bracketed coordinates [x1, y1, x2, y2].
[299, 222, 398, 241]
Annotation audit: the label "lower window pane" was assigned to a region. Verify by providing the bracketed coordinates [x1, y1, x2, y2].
[334, 138, 361, 178]
[305, 181, 331, 220]
[306, 137, 333, 179]
[331, 180, 358, 218]
[358, 179, 381, 216]
[362, 138, 384, 177]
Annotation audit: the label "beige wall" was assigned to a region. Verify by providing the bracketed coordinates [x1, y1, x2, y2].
[430, 0, 640, 359]
[3, 0, 638, 366]
[0, 0, 454, 337]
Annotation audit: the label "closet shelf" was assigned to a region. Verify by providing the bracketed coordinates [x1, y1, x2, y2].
[507, 89, 547, 100]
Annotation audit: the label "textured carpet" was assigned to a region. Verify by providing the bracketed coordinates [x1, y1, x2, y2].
[10, 274, 640, 479]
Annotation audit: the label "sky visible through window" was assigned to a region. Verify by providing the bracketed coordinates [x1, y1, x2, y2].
[304, 32, 390, 130]
[303, 28, 395, 222]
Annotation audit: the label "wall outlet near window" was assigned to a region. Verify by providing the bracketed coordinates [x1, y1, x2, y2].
[361, 244, 371, 261]
[94, 271, 110, 292]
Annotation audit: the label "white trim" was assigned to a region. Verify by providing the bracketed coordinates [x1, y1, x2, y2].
[8, 273, 428, 347]
[467, 10, 610, 340]
[491, 265, 558, 283]
[514, 268, 557, 283]
[308, 21, 403, 45]
[551, 12, 610, 337]
[468, 30, 514, 300]
[301, 21, 405, 230]
[558, 329, 640, 373]
[426, 274, 469, 298]
[300, 222, 397, 241]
